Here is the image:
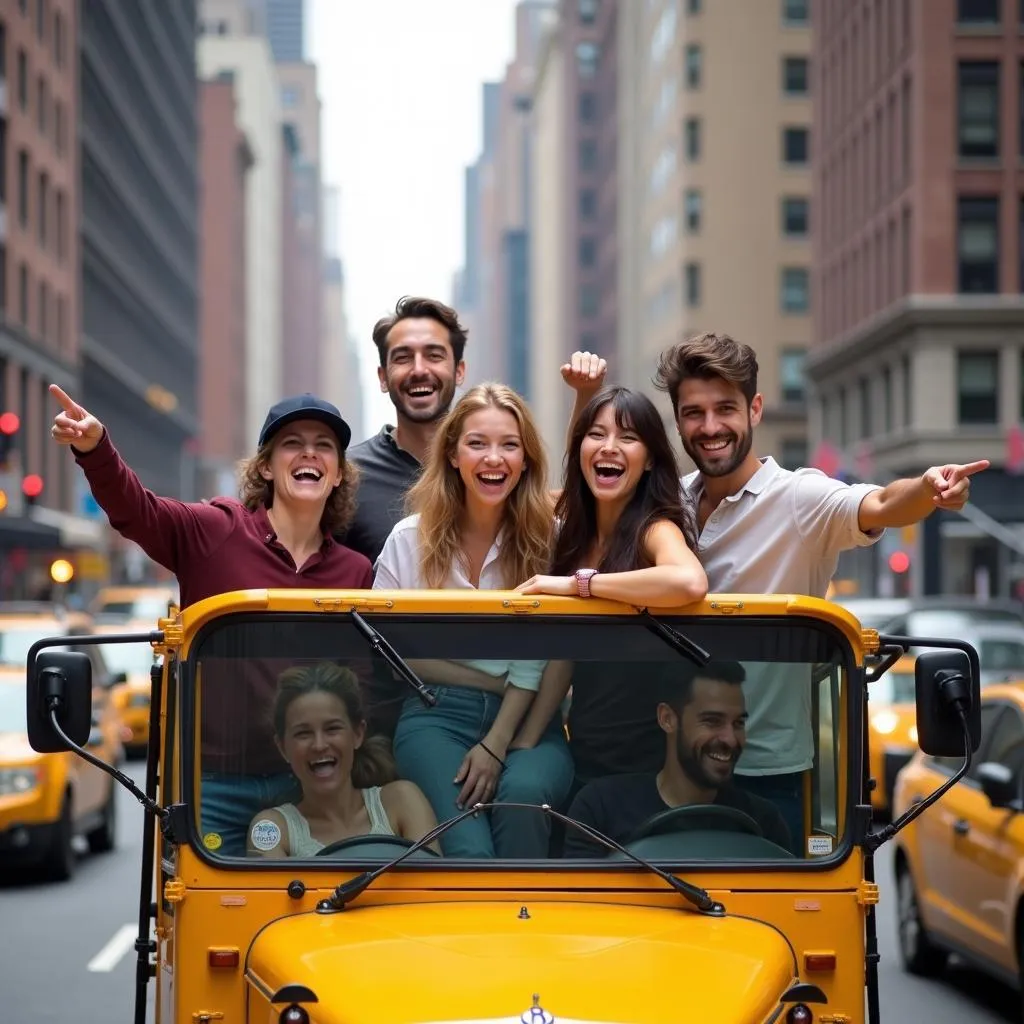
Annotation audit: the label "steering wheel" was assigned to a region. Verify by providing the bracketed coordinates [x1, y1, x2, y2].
[315, 834, 439, 858]
[625, 804, 764, 843]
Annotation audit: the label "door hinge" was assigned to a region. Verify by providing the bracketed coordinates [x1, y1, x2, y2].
[191, 1013, 224, 1023]
[709, 600, 744, 614]
[856, 881, 880, 906]
[502, 598, 541, 614]
[313, 596, 394, 612]
[164, 878, 188, 904]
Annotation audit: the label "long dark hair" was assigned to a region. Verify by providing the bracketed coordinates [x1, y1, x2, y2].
[550, 386, 697, 575]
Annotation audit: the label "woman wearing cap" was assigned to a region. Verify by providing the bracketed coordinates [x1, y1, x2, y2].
[49, 384, 374, 855]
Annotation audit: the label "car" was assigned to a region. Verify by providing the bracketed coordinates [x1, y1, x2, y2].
[0, 614, 125, 879]
[94, 617, 161, 757]
[893, 681, 1024, 995]
[90, 584, 178, 623]
[866, 654, 918, 817]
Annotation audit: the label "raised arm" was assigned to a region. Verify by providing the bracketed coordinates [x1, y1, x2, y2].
[856, 460, 990, 532]
[49, 384, 231, 572]
[562, 351, 608, 454]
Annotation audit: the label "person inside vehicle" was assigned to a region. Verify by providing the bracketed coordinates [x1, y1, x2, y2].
[511, 386, 708, 793]
[247, 663, 439, 858]
[562, 660, 791, 857]
[49, 384, 374, 857]
[373, 383, 574, 858]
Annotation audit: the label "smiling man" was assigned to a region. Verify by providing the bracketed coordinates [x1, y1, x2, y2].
[563, 660, 790, 857]
[342, 296, 468, 564]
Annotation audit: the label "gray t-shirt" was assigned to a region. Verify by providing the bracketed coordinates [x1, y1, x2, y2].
[682, 457, 883, 774]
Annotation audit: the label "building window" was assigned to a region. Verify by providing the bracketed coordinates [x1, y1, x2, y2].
[56, 295, 65, 348]
[54, 10, 64, 68]
[684, 263, 702, 307]
[36, 0, 46, 41]
[783, 0, 809, 24]
[781, 267, 809, 312]
[281, 84, 301, 108]
[957, 352, 999, 424]
[37, 170, 46, 247]
[882, 365, 893, 432]
[16, 49, 26, 110]
[38, 279, 47, 339]
[901, 354, 912, 427]
[780, 348, 807, 403]
[957, 0, 1000, 24]
[54, 100, 64, 156]
[56, 188, 64, 260]
[0, 117, 6, 204]
[684, 189, 702, 232]
[783, 57, 809, 95]
[579, 237, 597, 268]
[684, 117, 701, 161]
[686, 0, 702, 13]
[958, 62, 1000, 158]
[781, 196, 809, 236]
[685, 45, 702, 89]
[579, 189, 597, 219]
[580, 285, 598, 317]
[18, 262, 27, 324]
[17, 148, 27, 227]
[958, 196, 999, 293]
[576, 42, 600, 78]
[780, 439, 808, 470]
[579, 139, 598, 171]
[578, 0, 599, 24]
[579, 92, 597, 122]
[36, 75, 45, 134]
[859, 378, 872, 438]
[782, 126, 809, 164]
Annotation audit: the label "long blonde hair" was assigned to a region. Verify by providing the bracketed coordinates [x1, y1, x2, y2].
[406, 383, 553, 588]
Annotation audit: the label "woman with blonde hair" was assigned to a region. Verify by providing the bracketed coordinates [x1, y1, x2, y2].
[373, 383, 573, 858]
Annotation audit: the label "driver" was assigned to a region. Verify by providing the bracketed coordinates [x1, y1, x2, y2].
[562, 660, 790, 857]
[247, 663, 439, 858]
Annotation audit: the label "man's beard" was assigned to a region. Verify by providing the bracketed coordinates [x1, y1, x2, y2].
[676, 734, 739, 790]
[680, 420, 753, 478]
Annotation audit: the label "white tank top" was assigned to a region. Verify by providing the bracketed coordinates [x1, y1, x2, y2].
[274, 786, 396, 857]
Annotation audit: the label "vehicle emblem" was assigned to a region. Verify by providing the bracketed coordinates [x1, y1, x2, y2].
[521, 994, 554, 1024]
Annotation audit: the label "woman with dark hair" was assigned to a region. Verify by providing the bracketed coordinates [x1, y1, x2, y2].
[248, 663, 438, 857]
[513, 386, 707, 791]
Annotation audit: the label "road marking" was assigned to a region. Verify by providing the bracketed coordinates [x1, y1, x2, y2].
[87, 924, 137, 973]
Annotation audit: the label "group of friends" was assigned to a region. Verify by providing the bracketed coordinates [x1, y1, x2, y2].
[49, 295, 988, 860]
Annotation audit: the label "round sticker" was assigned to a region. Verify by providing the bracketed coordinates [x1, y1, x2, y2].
[202, 832, 222, 851]
[250, 819, 282, 851]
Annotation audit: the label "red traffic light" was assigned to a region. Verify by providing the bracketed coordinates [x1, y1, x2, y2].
[888, 551, 911, 574]
[0, 412, 19, 435]
[22, 474, 44, 498]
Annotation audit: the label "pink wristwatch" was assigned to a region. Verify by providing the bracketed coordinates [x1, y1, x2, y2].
[575, 568, 599, 598]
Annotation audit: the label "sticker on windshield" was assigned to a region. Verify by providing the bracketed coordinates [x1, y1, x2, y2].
[250, 819, 282, 851]
[202, 832, 222, 851]
[807, 835, 833, 856]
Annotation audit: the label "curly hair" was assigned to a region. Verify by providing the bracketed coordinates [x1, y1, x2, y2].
[238, 442, 359, 536]
[406, 383, 553, 589]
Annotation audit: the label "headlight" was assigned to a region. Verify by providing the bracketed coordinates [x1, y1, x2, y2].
[909, 724, 918, 744]
[871, 710, 899, 735]
[0, 768, 40, 796]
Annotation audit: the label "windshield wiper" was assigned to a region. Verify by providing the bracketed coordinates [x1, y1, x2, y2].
[349, 611, 436, 707]
[641, 610, 711, 666]
[316, 801, 723, 916]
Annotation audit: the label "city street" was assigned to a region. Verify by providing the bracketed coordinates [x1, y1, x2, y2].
[0, 772, 1016, 1022]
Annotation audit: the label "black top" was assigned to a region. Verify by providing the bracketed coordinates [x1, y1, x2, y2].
[563, 772, 792, 857]
[342, 425, 421, 564]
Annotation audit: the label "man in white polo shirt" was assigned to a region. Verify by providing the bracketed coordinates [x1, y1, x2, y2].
[562, 337, 988, 846]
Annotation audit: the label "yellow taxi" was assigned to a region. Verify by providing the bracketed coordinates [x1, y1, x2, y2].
[91, 583, 177, 623]
[866, 654, 918, 816]
[95, 617, 160, 757]
[0, 612, 125, 879]
[892, 681, 1024, 990]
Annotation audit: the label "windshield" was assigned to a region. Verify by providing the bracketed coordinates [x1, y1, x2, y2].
[0, 628, 70, 668]
[0, 685, 23, 732]
[97, 597, 171, 620]
[186, 612, 849, 867]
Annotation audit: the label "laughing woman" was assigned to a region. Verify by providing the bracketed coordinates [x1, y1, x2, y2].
[372, 384, 574, 858]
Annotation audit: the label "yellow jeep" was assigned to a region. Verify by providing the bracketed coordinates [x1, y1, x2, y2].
[24, 589, 981, 1024]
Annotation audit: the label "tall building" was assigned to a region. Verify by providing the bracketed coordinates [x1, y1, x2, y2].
[261, 0, 305, 62]
[80, 0, 200, 499]
[809, 0, 1024, 598]
[0, 0, 91, 565]
[617, 0, 812, 458]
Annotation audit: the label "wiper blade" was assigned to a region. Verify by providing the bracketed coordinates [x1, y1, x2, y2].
[316, 801, 723, 916]
[641, 610, 711, 666]
[349, 610, 436, 707]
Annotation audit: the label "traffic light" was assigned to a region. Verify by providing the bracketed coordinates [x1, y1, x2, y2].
[0, 411, 19, 469]
[22, 473, 43, 505]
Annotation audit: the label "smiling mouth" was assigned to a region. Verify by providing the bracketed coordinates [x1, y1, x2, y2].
[308, 756, 338, 778]
[704, 749, 735, 766]
[405, 384, 437, 399]
[477, 472, 508, 487]
[292, 467, 324, 482]
[594, 462, 626, 480]
[697, 438, 732, 454]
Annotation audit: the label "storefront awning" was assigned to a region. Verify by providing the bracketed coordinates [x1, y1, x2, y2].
[0, 516, 62, 550]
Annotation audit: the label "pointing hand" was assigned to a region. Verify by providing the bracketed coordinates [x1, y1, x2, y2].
[49, 384, 105, 454]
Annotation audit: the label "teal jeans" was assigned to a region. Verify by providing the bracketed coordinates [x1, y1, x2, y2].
[394, 684, 575, 858]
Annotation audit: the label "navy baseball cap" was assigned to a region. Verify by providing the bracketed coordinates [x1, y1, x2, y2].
[258, 394, 352, 452]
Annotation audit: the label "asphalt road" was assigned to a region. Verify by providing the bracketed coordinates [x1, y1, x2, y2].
[0, 769, 1017, 1023]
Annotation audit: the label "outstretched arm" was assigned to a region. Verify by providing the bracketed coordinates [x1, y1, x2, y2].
[857, 461, 990, 531]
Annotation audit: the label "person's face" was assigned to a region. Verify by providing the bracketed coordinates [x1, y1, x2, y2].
[659, 678, 747, 790]
[377, 318, 466, 425]
[675, 377, 762, 478]
[578, 403, 651, 504]
[263, 420, 343, 508]
[451, 407, 526, 510]
[276, 691, 365, 795]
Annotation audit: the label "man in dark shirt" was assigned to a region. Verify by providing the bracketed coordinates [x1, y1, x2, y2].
[343, 296, 468, 564]
[563, 660, 791, 857]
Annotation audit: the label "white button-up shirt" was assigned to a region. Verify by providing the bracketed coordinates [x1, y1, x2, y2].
[682, 457, 884, 774]
[373, 513, 545, 690]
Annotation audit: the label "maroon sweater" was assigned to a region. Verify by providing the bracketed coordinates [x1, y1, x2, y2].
[75, 433, 374, 773]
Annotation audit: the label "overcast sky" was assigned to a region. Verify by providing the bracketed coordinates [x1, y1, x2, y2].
[309, 0, 520, 439]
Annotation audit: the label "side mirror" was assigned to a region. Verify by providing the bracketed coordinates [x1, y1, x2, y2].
[976, 762, 1017, 809]
[26, 650, 94, 753]
[914, 649, 980, 757]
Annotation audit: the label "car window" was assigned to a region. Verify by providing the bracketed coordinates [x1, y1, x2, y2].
[979, 640, 1024, 673]
[984, 707, 1024, 766]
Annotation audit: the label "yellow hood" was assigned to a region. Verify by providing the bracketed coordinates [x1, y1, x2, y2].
[247, 900, 794, 1024]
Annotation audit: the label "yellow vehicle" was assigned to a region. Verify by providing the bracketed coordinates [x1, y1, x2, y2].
[0, 613, 125, 879]
[95, 617, 161, 756]
[24, 589, 982, 1024]
[91, 583, 178, 622]
[892, 680, 1024, 993]
[865, 655, 918, 816]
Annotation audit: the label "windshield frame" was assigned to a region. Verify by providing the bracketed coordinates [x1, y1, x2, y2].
[179, 609, 861, 876]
